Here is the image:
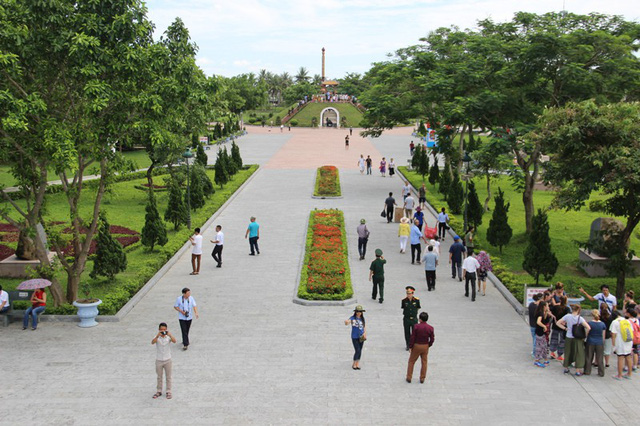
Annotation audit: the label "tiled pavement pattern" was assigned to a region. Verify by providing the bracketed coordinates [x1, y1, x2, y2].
[1, 126, 637, 425]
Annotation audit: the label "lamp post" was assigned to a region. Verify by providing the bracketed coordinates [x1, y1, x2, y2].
[462, 151, 472, 233]
[183, 148, 194, 229]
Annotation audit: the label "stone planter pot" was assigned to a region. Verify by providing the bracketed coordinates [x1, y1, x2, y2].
[72, 299, 102, 328]
[567, 296, 585, 305]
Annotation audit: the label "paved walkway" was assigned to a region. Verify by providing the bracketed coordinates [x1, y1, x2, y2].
[1, 127, 637, 425]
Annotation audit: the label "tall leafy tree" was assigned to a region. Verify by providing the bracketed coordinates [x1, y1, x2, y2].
[295, 67, 310, 83]
[0, 0, 158, 303]
[90, 212, 127, 279]
[471, 138, 512, 211]
[522, 209, 558, 285]
[486, 188, 512, 253]
[141, 189, 168, 251]
[540, 100, 640, 298]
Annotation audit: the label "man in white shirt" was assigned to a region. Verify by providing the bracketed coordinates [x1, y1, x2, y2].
[579, 284, 617, 311]
[152, 322, 176, 399]
[189, 228, 203, 275]
[0, 285, 9, 313]
[210, 225, 224, 268]
[404, 194, 415, 219]
[462, 253, 481, 302]
[402, 181, 411, 200]
[174, 287, 199, 351]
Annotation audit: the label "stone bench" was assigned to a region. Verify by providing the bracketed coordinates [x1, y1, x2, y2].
[1, 290, 33, 327]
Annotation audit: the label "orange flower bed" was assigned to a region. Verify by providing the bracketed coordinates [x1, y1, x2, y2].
[298, 209, 352, 300]
[314, 166, 341, 197]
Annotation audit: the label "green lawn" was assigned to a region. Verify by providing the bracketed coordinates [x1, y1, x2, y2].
[0, 149, 151, 188]
[288, 102, 364, 127]
[0, 165, 258, 314]
[242, 103, 298, 125]
[399, 167, 640, 304]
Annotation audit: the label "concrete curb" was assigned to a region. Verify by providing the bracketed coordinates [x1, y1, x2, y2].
[38, 165, 262, 324]
[395, 168, 526, 316]
[292, 209, 357, 307]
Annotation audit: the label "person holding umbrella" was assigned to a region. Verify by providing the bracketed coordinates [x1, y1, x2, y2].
[23, 287, 46, 330]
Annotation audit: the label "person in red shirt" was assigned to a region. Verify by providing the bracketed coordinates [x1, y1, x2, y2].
[406, 311, 435, 383]
[23, 287, 46, 330]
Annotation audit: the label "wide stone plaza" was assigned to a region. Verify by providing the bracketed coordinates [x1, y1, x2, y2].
[0, 127, 637, 425]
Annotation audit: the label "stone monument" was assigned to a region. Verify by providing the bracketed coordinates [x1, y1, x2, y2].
[579, 217, 640, 277]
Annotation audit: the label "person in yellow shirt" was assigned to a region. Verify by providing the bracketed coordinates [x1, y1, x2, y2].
[398, 217, 411, 253]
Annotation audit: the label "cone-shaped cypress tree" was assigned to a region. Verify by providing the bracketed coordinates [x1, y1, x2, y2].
[439, 162, 451, 199]
[231, 140, 243, 170]
[214, 148, 230, 188]
[523, 209, 558, 285]
[196, 143, 208, 167]
[90, 212, 127, 279]
[486, 188, 512, 253]
[194, 164, 214, 197]
[428, 159, 439, 186]
[465, 181, 484, 229]
[189, 166, 205, 210]
[141, 189, 168, 251]
[411, 144, 424, 169]
[417, 147, 429, 181]
[164, 177, 189, 230]
[222, 146, 237, 176]
[447, 169, 464, 214]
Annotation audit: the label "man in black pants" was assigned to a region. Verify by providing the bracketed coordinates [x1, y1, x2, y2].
[462, 253, 481, 302]
[437, 207, 449, 241]
[384, 192, 396, 223]
[210, 225, 224, 267]
[173, 288, 199, 350]
[401, 286, 421, 351]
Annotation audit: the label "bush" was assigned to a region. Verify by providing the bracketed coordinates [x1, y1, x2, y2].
[290, 119, 299, 126]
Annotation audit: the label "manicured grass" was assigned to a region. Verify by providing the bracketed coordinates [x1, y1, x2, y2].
[314, 166, 341, 197]
[289, 103, 364, 127]
[298, 209, 353, 300]
[242, 103, 298, 125]
[399, 166, 640, 304]
[0, 165, 258, 314]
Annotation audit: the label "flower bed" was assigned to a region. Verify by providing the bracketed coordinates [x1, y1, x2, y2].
[313, 165, 341, 197]
[298, 209, 352, 300]
[0, 244, 15, 261]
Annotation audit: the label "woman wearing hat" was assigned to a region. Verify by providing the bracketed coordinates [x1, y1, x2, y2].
[398, 217, 411, 253]
[345, 306, 367, 369]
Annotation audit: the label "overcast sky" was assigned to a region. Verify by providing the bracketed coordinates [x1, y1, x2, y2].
[145, 0, 640, 79]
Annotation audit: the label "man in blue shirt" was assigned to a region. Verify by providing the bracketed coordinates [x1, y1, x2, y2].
[410, 219, 426, 265]
[422, 245, 439, 291]
[448, 235, 466, 281]
[437, 207, 449, 241]
[245, 216, 260, 255]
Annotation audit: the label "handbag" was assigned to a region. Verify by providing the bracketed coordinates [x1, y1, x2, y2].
[380, 210, 386, 218]
[572, 316, 586, 339]
[359, 335, 367, 343]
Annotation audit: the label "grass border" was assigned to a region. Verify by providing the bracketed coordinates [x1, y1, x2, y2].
[296, 209, 353, 301]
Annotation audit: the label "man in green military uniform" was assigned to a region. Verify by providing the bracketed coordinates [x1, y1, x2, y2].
[402, 286, 421, 350]
[369, 248, 386, 304]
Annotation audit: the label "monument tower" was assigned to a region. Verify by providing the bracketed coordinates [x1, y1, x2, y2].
[321, 47, 325, 81]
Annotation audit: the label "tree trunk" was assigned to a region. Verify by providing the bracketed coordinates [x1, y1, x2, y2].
[458, 124, 466, 170]
[523, 183, 534, 234]
[146, 160, 156, 187]
[66, 272, 79, 302]
[484, 172, 491, 211]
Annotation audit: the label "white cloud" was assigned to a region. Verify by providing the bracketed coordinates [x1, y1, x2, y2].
[146, 0, 640, 78]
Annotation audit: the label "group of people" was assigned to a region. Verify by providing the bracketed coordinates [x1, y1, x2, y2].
[346, 291, 435, 384]
[528, 283, 640, 380]
[152, 217, 261, 400]
[358, 154, 396, 178]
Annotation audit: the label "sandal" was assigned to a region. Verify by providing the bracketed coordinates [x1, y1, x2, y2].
[166, 392, 172, 399]
[152, 392, 162, 399]
[574, 372, 583, 377]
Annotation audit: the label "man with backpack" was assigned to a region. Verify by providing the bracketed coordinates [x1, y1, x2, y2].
[610, 307, 635, 380]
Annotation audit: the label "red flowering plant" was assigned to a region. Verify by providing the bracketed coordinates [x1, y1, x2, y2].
[298, 209, 352, 300]
[313, 165, 341, 197]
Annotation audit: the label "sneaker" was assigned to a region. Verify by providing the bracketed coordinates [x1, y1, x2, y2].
[534, 362, 546, 368]
[557, 356, 564, 361]
[549, 352, 557, 359]
[543, 360, 550, 365]
[564, 369, 571, 374]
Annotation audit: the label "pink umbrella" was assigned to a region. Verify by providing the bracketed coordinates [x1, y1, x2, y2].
[17, 278, 52, 290]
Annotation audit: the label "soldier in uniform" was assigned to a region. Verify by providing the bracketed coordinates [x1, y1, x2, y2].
[402, 286, 421, 351]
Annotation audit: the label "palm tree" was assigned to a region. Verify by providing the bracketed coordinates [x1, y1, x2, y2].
[295, 67, 310, 83]
[312, 74, 322, 86]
